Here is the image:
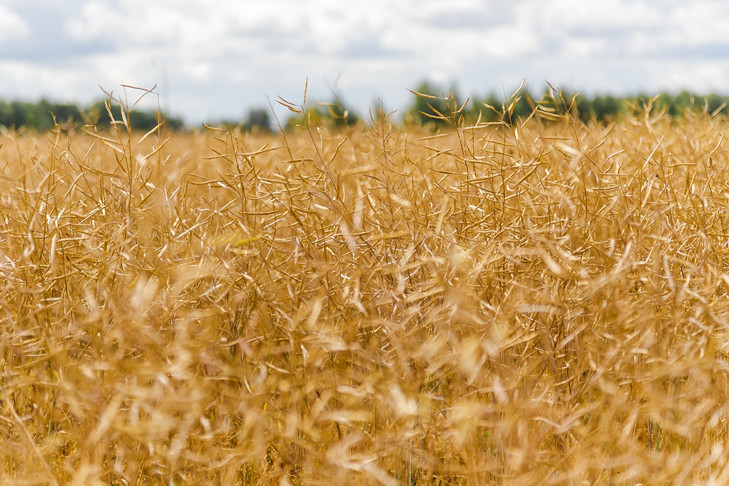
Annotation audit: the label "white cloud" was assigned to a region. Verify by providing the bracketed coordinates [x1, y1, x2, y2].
[671, 3, 729, 46]
[0, 6, 31, 41]
[2, 0, 729, 124]
[0, 59, 89, 101]
[657, 61, 729, 93]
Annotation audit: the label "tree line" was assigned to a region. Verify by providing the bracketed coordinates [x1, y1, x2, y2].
[284, 82, 729, 130]
[245, 83, 729, 131]
[0, 99, 184, 132]
[398, 81, 729, 127]
[3, 83, 729, 133]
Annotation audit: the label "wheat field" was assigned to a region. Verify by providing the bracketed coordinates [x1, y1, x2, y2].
[2, 100, 729, 485]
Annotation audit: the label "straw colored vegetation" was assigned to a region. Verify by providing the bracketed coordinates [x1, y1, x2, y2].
[2, 99, 729, 485]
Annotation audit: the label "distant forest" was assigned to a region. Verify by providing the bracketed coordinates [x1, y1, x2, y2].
[402, 82, 729, 127]
[3, 84, 729, 133]
[0, 99, 185, 132]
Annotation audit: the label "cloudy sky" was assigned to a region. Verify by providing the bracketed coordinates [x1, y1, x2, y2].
[2, 0, 729, 125]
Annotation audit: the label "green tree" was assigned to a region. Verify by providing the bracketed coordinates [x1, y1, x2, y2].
[322, 97, 359, 127]
[404, 81, 467, 128]
[9, 101, 29, 128]
[243, 107, 272, 132]
[0, 101, 9, 127]
[588, 95, 621, 122]
[284, 96, 359, 131]
[85, 99, 182, 131]
[466, 87, 535, 126]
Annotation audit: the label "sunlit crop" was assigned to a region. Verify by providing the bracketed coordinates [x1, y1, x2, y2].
[2, 93, 729, 484]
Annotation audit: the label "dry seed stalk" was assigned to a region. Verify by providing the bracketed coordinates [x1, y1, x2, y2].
[0, 105, 728, 484]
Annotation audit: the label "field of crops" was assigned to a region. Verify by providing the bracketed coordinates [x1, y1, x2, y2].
[2, 102, 729, 484]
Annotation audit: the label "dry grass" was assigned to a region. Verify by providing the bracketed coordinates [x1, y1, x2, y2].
[2, 100, 729, 485]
